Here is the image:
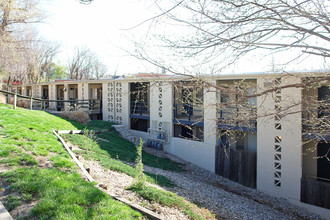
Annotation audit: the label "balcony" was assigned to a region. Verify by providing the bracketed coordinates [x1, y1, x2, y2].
[302, 109, 330, 141]
[130, 101, 150, 119]
[173, 103, 203, 126]
[218, 106, 257, 132]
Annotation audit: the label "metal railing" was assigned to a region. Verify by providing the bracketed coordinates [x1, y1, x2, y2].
[218, 106, 257, 132]
[0, 89, 102, 113]
[130, 101, 149, 115]
[302, 109, 329, 132]
[173, 103, 203, 121]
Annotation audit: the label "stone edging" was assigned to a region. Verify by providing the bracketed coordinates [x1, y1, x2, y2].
[53, 130, 164, 220]
[0, 200, 13, 220]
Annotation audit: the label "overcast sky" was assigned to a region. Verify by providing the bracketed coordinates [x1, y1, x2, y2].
[38, 0, 160, 75]
[37, 0, 329, 76]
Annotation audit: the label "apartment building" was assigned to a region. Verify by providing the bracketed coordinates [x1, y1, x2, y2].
[12, 70, 330, 215]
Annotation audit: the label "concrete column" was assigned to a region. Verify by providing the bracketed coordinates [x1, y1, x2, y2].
[121, 81, 129, 126]
[49, 84, 56, 110]
[77, 83, 82, 100]
[257, 75, 302, 200]
[204, 80, 217, 146]
[64, 84, 69, 111]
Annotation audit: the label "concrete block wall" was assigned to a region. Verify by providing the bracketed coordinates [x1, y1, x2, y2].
[257, 76, 302, 200]
[150, 81, 173, 139]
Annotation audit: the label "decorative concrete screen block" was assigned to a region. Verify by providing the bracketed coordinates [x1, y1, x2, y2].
[150, 81, 173, 140]
[273, 79, 282, 186]
[105, 82, 115, 122]
[115, 82, 123, 124]
[274, 135, 282, 187]
[257, 76, 302, 201]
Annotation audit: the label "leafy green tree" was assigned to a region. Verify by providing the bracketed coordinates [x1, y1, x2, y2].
[49, 64, 68, 81]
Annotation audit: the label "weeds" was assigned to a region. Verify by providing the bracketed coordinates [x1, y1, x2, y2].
[6, 195, 21, 211]
[0, 105, 146, 219]
[132, 138, 146, 189]
[2, 168, 144, 219]
[63, 132, 185, 172]
[128, 185, 212, 220]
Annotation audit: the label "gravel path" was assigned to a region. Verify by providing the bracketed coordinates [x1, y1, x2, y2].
[71, 141, 323, 220]
[142, 147, 323, 220]
[70, 143, 191, 220]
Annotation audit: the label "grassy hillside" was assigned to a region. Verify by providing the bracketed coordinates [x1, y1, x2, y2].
[0, 104, 214, 220]
[0, 104, 144, 219]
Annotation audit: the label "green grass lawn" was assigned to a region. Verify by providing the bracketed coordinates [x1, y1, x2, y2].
[128, 184, 213, 220]
[0, 105, 143, 219]
[61, 129, 183, 187]
[0, 104, 214, 220]
[2, 168, 143, 219]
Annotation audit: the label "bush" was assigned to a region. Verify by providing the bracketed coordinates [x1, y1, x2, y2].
[60, 110, 90, 124]
[0, 93, 6, 104]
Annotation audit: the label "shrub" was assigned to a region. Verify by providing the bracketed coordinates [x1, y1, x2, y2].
[0, 93, 6, 104]
[131, 138, 146, 189]
[60, 110, 90, 124]
[59, 111, 69, 118]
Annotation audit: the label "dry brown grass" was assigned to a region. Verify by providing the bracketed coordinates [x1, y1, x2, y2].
[59, 111, 69, 118]
[60, 110, 90, 124]
[0, 94, 6, 104]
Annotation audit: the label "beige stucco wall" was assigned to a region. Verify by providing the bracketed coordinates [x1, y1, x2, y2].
[121, 82, 130, 126]
[34, 85, 42, 98]
[204, 80, 217, 146]
[257, 76, 302, 200]
[169, 137, 215, 172]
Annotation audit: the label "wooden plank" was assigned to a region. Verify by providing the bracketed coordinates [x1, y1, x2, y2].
[53, 130, 94, 182]
[54, 130, 164, 220]
[215, 146, 219, 175]
[217, 146, 223, 176]
[215, 146, 257, 188]
[30, 97, 33, 110]
[224, 148, 231, 178]
[56, 129, 109, 134]
[301, 177, 330, 209]
[251, 152, 257, 188]
[240, 150, 245, 186]
[13, 94, 17, 109]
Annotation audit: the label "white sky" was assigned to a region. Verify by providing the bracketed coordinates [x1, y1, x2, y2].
[37, 0, 329, 76]
[38, 0, 160, 75]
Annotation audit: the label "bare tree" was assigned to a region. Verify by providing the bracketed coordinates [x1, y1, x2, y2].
[24, 38, 61, 83]
[131, 0, 329, 73]
[91, 61, 107, 79]
[0, 0, 44, 84]
[67, 47, 107, 80]
[0, 0, 44, 38]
